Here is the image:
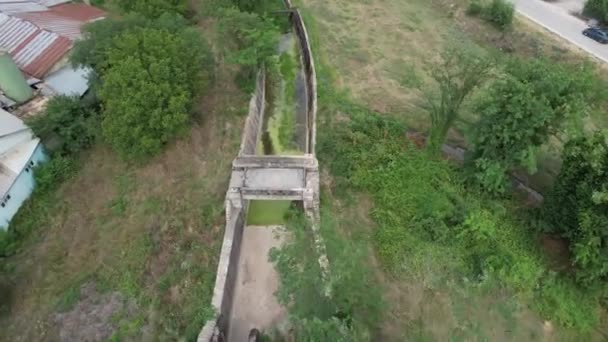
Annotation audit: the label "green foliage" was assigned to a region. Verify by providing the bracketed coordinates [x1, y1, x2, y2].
[584, 0, 608, 24]
[319, 106, 601, 330]
[99, 26, 212, 160]
[483, 0, 515, 30]
[271, 211, 383, 340]
[115, 0, 188, 18]
[29, 95, 99, 155]
[467, 0, 514, 30]
[543, 133, 608, 284]
[418, 43, 492, 152]
[218, 7, 281, 68]
[470, 58, 599, 194]
[72, 14, 192, 72]
[34, 156, 78, 194]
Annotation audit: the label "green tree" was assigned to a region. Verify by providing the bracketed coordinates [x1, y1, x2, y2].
[71, 14, 190, 72]
[470, 58, 598, 194]
[29, 96, 99, 155]
[543, 132, 608, 285]
[417, 44, 493, 153]
[218, 7, 281, 67]
[584, 0, 608, 24]
[99, 27, 212, 160]
[115, 0, 188, 18]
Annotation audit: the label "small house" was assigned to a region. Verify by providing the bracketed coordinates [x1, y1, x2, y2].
[0, 108, 47, 229]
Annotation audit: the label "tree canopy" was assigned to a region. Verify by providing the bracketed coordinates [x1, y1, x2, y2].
[98, 27, 211, 160]
[114, 0, 188, 18]
[469, 58, 599, 193]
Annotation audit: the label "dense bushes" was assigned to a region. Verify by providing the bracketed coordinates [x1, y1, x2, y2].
[584, 0, 608, 24]
[467, 0, 515, 30]
[543, 133, 608, 285]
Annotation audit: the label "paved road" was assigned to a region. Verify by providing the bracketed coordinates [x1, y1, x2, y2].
[512, 0, 608, 63]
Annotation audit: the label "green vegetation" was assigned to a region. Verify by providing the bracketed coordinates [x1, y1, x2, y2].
[584, 0, 608, 24]
[29, 95, 99, 155]
[467, 0, 515, 30]
[319, 105, 603, 333]
[543, 133, 608, 285]
[414, 42, 492, 152]
[469, 58, 600, 194]
[115, 0, 188, 18]
[99, 26, 211, 160]
[270, 211, 383, 340]
[72, 14, 213, 160]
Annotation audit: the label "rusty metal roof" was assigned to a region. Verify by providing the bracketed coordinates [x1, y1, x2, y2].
[16, 3, 106, 40]
[0, 0, 69, 14]
[0, 12, 71, 78]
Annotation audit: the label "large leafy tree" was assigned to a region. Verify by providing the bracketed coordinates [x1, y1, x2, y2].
[99, 27, 211, 160]
[469, 58, 600, 194]
[543, 133, 608, 285]
[71, 14, 191, 72]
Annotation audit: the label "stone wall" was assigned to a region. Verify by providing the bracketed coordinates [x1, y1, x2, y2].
[284, 0, 318, 155]
[197, 200, 247, 342]
[238, 70, 266, 156]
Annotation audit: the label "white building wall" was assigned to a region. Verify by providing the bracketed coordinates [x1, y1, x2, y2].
[0, 143, 47, 230]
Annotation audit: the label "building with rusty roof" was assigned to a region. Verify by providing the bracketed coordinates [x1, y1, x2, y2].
[0, 2, 104, 79]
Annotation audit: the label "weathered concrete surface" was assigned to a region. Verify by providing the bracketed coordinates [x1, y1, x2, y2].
[228, 226, 288, 341]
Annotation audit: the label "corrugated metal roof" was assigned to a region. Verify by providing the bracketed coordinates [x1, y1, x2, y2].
[16, 3, 106, 40]
[0, 12, 71, 78]
[0, 0, 68, 14]
[44, 65, 90, 96]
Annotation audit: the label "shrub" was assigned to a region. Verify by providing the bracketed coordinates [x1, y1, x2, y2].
[543, 133, 608, 285]
[483, 0, 515, 30]
[467, 0, 515, 30]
